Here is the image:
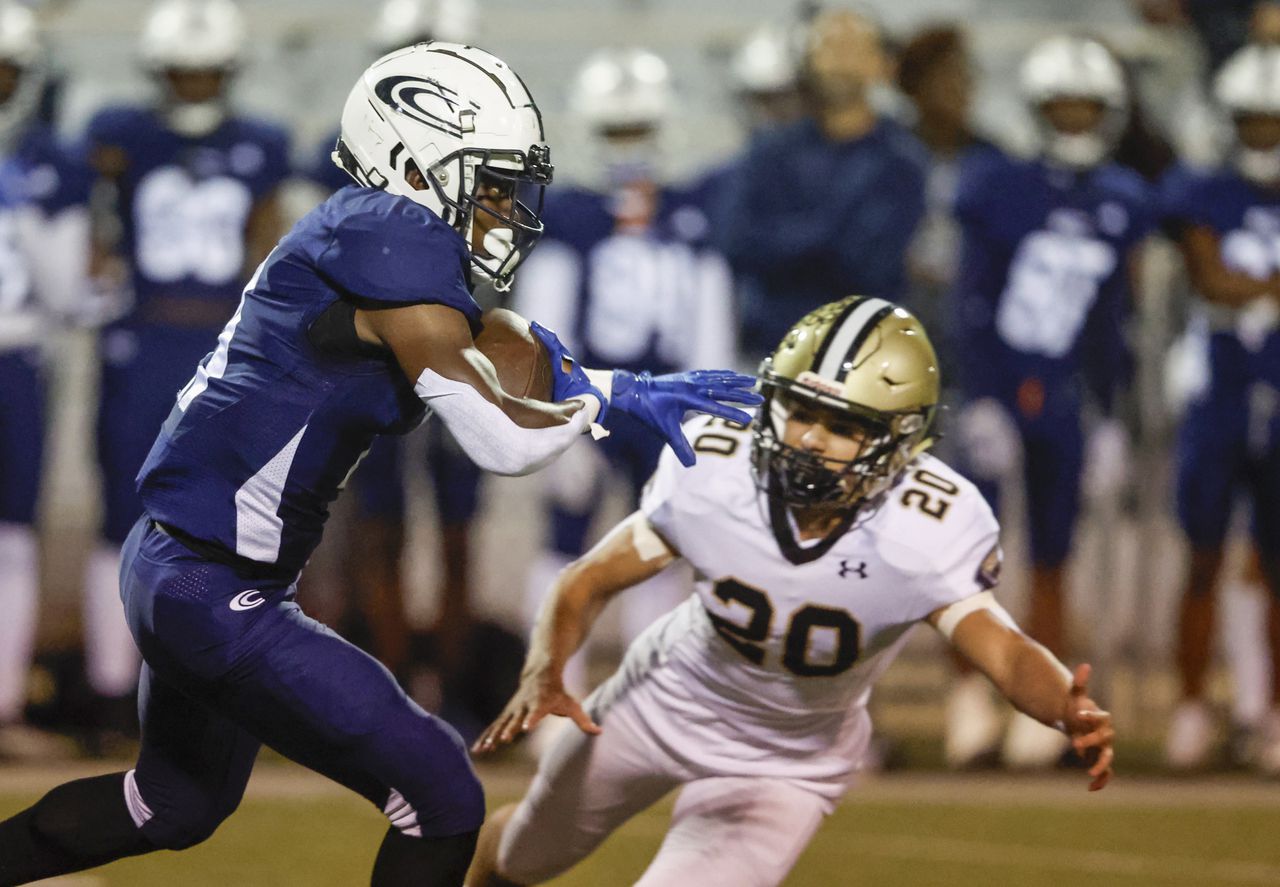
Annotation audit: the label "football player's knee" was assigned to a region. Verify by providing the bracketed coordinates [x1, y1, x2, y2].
[140, 794, 235, 850]
[381, 716, 485, 836]
[494, 804, 578, 885]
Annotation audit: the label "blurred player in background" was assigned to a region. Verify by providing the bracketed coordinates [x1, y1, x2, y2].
[948, 35, 1150, 768]
[714, 7, 926, 363]
[300, 0, 484, 703]
[0, 42, 759, 886]
[0, 0, 91, 758]
[78, 0, 290, 734]
[468, 298, 1115, 887]
[515, 46, 737, 678]
[896, 25, 997, 385]
[1161, 43, 1280, 772]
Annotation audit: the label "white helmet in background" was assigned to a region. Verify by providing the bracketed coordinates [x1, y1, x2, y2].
[139, 0, 246, 137]
[1020, 35, 1127, 170]
[569, 47, 672, 186]
[369, 0, 478, 54]
[731, 23, 797, 96]
[0, 1, 46, 152]
[1214, 45, 1280, 184]
[334, 42, 552, 289]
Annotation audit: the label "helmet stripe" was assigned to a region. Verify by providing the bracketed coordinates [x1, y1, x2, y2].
[816, 297, 893, 381]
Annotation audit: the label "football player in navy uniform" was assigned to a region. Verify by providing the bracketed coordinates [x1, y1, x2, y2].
[715, 8, 927, 363]
[515, 47, 737, 678]
[77, 0, 290, 728]
[0, 42, 759, 886]
[1161, 44, 1280, 772]
[300, 0, 483, 692]
[949, 35, 1150, 767]
[0, 1, 92, 758]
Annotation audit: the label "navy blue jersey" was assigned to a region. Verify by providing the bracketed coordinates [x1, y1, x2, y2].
[515, 183, 733, 374]
[714, 117, 928, 356]
[137, 186, 481, 574]
[0, 124, 91, 321]
[86, 106, 290, 313]
[951, 149, 1151, 410]
[1161, 162, 1280, 387]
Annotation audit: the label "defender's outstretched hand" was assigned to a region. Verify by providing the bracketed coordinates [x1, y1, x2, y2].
[1061, 663, 1115, 791]
[472, 670, 601, 754]
[610, 370, 763, 466]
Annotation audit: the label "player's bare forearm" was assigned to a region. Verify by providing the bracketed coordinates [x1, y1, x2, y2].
[1181, 226, 1280, 307]
[949, 609, 1115, 789]
[474, 513, 675, 752]
[530, 514, 674, 679]
[949, 610, 1073, 725]
[357, 301, 581, 428]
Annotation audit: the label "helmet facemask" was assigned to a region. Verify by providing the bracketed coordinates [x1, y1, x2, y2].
[751, 379, 928, 515]
[428, 144, 551, 291]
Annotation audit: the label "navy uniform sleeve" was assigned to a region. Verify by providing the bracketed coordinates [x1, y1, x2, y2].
[85, 106, 140, 153]
[20, 129, 92, 216]
[243, 120, 291, 198]
[949, 151, 1013, 401]
[315, 195, 481, 329]
[1158, 164, 1211, 237]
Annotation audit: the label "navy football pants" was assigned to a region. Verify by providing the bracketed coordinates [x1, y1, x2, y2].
[0, 349, 43, 526]
[118, 518, 484, 849]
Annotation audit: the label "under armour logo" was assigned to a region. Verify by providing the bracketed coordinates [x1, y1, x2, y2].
[838, 560, 868, 579]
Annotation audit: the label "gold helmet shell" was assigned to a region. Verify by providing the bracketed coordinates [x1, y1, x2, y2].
[761, 295, 940, 419]
[752, 296, 941, 511]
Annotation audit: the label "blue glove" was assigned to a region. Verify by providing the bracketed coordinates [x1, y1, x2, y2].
[528, 321, 609, 422]
[610, 370, 763, 466]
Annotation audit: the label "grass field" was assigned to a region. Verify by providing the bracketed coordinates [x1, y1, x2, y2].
[4, 760, 1279, 887]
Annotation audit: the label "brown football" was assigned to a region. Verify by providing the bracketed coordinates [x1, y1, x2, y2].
[474, 307, 555, 402]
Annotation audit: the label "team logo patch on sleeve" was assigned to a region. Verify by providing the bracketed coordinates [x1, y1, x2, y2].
[976, 544, 1003, 590]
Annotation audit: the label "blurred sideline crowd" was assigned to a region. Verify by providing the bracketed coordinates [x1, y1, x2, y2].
[1, 0, 1280, 780]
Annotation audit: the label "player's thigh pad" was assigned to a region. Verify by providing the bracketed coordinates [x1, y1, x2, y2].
[497, 689, 682, 884]
[130, 663, 261, 850]
[122, 521, 484, 838]
[635, 777, 827, 887]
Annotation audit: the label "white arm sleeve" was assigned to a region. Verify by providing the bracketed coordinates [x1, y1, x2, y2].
[17, 206, 90, 318]
[415, 368, 589, 476]
[932, 590, 1019, 641]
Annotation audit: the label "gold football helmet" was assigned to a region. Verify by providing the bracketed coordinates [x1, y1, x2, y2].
[752, 295, 940, 511]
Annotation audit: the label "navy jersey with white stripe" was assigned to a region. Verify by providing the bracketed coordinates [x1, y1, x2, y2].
[86, 107, 290, 313]
[137, 186, 481, 574]
[951, 149, 1150, 410]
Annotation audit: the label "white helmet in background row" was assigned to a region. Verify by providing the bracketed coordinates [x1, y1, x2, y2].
[334, 42, 552, 289]
[568, 47, 673, 185]
[370, 0, 478, 55]
[731, 23, 797, 96]
[139, 0, 245, 137]
[1214, 44, 1280, 184]
[0, 0, 45, 152]
[1020, 35, 1127, 170]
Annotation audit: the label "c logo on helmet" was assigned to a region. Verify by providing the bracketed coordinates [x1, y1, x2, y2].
[374, 75, 473, 137]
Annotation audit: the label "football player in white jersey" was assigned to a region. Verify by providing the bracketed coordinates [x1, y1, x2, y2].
[466, 296, 1116, 887]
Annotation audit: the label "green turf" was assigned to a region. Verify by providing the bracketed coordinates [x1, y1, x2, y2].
[3, 784, 1278, 887]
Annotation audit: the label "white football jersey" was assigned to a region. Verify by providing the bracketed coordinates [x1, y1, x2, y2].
[596, 415, 1001, 801]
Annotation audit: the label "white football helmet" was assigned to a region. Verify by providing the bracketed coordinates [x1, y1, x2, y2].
[1215, 45, 1280, 184]
[140, 0, 246, 137]
[568, 48, 672, 186]
[369, 0, 478, 54]
[1020, 35, 1127, 170]
[0, 1, 45, 152]
[731, 23, 797, 96]
[334, 42, 552, 289]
